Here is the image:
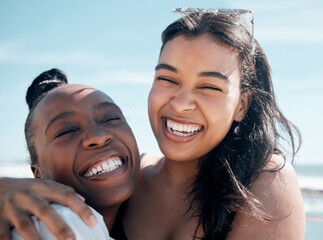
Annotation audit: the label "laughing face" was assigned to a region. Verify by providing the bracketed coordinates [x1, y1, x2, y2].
[148, 35, 250, 162]
[31, 84, 140, 209]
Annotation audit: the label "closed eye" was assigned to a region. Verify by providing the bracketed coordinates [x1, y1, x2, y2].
[199, 86, 222, 92]
[102, 117, 122, 122]
[100, 115, 124, 124]
[55, 128, 78, 139]
[157, 77, 178, 85]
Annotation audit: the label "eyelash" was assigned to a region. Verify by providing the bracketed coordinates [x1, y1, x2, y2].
[55, 128, 78, 138]
[157, 76, 222, 92]
[157, 77, 178, 85]
[101, 116, 123, 123]
[199, 86, 222, 92]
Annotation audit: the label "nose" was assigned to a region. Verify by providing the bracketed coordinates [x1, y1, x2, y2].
[82, 124, 113, 150]
[170, 88, 196, 113]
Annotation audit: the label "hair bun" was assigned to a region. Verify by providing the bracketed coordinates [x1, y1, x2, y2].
[26, 68, 68, 110]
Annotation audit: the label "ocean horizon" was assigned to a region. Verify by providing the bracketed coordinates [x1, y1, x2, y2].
[1, 161, 322, 238]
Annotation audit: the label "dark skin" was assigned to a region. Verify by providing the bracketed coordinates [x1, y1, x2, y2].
[0, 37, 304, 239]
[0, 84, 140, 240]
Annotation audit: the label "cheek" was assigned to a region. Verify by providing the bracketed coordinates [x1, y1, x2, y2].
[148, 85, 168, 120]
[148, 88, 159, 121]
[115, 127, 140, 167]
[37, 144, 75, 180]
[200, 96, 238, 127]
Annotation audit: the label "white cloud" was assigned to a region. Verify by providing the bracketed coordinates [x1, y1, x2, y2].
[101, 69, 153, 84]
[74, 68, 154, 85]
[256, 27, 323, 43]
[0, 40, 143, 67]
[0, 40, 155, 85]
[273, 75, 323, 93]
[0, 41, 106, 65]
[226, 0, 318, 11]
[225, 0, 323, 43]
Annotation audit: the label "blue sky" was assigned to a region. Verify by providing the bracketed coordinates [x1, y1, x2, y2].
[0, 0, 322, 165]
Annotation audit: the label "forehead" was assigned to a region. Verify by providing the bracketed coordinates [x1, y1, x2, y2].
[49, 84, 113, 102]
[160, 35, 239, 66]
[35, 84, 117, 116]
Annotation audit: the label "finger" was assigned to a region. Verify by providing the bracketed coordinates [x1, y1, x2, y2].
[32, 182, 97, 226]
[5, 207, 42, 240]
[14, 195, 76, 240]
[55, 190, 97, 227]
[75, 193, 85, 202]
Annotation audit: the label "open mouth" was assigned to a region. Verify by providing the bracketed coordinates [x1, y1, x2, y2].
[81, 156, 126, 177]
[165, 118, 203, 137]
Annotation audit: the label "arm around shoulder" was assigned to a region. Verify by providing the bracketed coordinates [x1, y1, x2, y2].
[227, 155, 306, 240]
[11, 204, 111, 240]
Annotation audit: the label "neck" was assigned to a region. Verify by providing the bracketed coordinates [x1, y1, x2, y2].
[159, 157, 199, 189]
[96, 204, 121, 231]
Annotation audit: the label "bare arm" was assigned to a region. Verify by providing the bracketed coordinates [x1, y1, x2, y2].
[227, 155, 306, 240]
[0, 178, 97, 240]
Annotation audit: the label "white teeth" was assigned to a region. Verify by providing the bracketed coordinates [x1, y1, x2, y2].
[83, 157, 124, 177]
[102, 162, 108, 170]
[166, 119, 202, 136]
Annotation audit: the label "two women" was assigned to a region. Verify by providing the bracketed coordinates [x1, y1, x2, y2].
[1, 9, 305, 239]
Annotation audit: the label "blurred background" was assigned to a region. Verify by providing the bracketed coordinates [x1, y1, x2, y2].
[0, 0, 322, 238]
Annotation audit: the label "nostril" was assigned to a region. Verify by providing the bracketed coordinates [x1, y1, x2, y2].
[82, 129, 113, 149]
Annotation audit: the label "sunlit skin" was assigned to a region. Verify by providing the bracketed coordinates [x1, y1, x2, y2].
[0, 34, 305, 239]
[123, 34, 305, 240]
[148, 35, 250, 163]
[124, 35, 251, 239]
[31, 84, 140, 230]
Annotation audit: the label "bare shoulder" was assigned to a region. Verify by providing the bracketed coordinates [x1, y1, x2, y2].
[139, 153, 164, 180]
[129, 154, 164, 204]
[140, 153, 163, 169]
[251, 155, 298, 204]
[227, 155, 306, 240]
[251, 155, 302, 214]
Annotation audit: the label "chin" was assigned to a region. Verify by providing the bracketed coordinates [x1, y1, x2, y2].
[86, 184, 135, 209]
[159, 145, 197, 162]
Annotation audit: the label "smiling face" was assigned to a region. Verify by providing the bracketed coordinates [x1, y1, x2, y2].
[31, 84, 140, 209]
[148, 35, 251, 162]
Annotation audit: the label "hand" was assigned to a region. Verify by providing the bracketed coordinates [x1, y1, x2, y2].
[0, 177, 97, 240]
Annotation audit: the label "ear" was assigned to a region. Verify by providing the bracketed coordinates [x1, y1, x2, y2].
[31, 164, 42, 178]
[234, 92, 252, 122]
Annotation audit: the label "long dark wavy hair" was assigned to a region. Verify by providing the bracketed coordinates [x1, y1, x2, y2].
[160, 12, 301, 239]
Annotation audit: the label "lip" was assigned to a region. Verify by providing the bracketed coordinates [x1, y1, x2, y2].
[161, 117, 203, 142]
[79, 151, 129, 181]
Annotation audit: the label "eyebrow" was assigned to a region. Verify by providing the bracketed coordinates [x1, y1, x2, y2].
[155, 63, 178, 73]
[94, 101, 119, 111]
[45, 111, 76, 135]
[198, 71, 229, 81]
[155, 63, 229, 81]
[45, 102, 120, 135]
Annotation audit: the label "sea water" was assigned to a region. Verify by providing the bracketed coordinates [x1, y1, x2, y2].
[1, 162, 322, 238]
[295, 164, 323, 239]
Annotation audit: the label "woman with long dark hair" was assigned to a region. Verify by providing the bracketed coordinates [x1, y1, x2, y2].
[0, 9, 305, 240]
[123, 9, 305, 239]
